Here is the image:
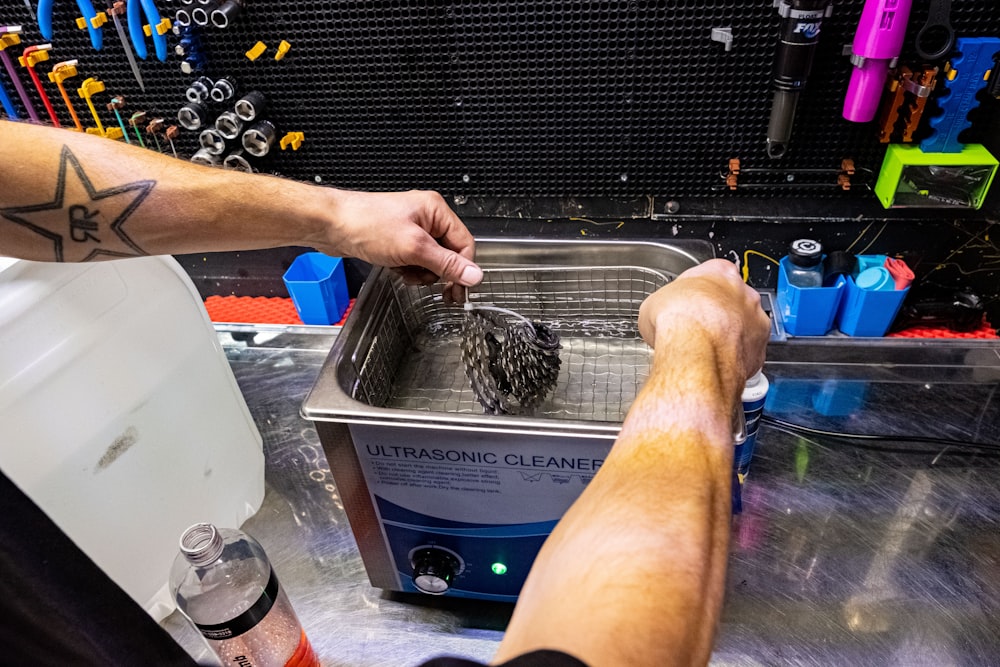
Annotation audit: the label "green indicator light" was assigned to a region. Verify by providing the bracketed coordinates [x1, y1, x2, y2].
[491, 562, 508, 575]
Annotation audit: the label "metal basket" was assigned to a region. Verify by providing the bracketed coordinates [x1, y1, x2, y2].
[307, 239, 713, 433]
[381, 265, 669, 422]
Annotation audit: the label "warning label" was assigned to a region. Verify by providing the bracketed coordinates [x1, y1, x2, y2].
[370, 459, 502, 495]
[350, 424, 615, 523]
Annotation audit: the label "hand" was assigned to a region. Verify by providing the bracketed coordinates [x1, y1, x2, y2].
[315, 189, 483, 289]
[638, 258, 770, 387]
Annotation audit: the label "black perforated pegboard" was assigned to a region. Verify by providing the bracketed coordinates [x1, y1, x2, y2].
[2, 0, 998, 200]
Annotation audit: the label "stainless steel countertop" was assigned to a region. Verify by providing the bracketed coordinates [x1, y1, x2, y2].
[164, 325, 1000, 667]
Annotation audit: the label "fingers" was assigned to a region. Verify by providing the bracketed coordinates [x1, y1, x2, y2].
[417, 240, 483, 287]
[745, 297, 772, 374]
[396, 191, 483, 287]
[390, 266, 440, 285]
[691, 259, 769, 377]
[638, 259, 767, 351]
[420, 192, 477, 263]
[323, 188, 482, 288]
[675, 258, 742, 285]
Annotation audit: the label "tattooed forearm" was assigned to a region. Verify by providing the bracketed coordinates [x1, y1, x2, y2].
[0, 146, 154, 261]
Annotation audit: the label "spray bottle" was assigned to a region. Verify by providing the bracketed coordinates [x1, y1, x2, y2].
[732, 370, 770, 513]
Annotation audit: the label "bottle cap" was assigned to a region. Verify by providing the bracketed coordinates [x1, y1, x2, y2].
[856, 266, 894, 291]
[744, 369, 765, 388]
[789, 239, 823, 268]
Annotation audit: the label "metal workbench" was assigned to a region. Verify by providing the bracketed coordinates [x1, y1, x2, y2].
[163, 325, 1000, 667]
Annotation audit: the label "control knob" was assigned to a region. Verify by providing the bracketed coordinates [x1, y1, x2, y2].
[411, 547, 461, 595]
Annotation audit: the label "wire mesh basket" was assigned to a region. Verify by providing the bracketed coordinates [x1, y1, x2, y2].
[349, 265, 672, 424]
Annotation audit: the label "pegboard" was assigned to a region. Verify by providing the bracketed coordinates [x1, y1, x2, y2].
[1, 0, 998, 203]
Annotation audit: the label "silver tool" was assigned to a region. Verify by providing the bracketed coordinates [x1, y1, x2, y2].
[107, 1, 145, 91]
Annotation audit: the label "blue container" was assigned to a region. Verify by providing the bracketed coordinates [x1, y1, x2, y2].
[834, 255, 909, 337]
[776, 256, 844, 336]
[282, 252, 350, 325]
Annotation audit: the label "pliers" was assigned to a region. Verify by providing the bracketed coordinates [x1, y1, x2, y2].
[127, 0, 169, 62]
[38, 0, 105, 50]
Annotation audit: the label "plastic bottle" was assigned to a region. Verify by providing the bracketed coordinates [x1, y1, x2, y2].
[170, 523, 320, 667]
[734, 370, 770, 478]
[786, 239, 824, 287]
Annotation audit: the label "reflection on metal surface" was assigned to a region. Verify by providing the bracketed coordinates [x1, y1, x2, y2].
[844, 471, 935, 634]
[163, 326, 1000, 666]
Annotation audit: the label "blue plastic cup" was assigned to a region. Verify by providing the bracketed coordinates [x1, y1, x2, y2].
[776, 256, 845, 336]
[282, 252, 350, 325]
[835, 255, 909, 337]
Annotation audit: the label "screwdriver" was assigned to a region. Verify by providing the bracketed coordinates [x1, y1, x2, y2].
[106, 1, 144, 91]
[766, 0, 834, 159]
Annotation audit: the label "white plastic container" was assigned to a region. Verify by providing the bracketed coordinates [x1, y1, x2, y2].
[0, 256, 264, 621]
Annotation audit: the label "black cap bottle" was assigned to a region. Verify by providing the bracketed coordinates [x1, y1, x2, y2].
[787, 239, 824, 287]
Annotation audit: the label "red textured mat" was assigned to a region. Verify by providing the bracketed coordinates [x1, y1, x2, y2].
[206, 296, 997, 339]
[887, 321, 998, 339]
[205, 296, 354, 325]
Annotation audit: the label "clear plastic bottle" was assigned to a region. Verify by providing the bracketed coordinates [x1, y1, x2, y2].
[786, 239, 824, 287]
[169, 523, 320, 667]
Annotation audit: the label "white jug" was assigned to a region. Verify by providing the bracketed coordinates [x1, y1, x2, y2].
[0, 256, 264, 621]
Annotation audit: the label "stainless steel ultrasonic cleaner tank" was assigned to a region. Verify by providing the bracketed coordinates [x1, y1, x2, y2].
[302, 239, 714, 600]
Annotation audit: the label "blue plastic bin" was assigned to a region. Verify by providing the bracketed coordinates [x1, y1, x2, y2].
[834, 255, 909, 337]
[282, 252, 350, 325]
[776, 256, 844, 336]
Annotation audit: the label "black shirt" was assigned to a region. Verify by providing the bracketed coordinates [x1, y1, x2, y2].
[420, 649, 589, 667]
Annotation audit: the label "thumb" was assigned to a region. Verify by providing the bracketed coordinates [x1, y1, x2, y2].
[423, 244, 483, 287]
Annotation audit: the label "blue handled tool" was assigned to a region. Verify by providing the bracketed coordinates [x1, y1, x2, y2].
[126, 0, 169, 61]
[0, 72, 19, 118]
[38, 0, 105, 50]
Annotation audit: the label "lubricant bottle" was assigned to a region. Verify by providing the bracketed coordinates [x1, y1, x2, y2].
[734, 370, 770, 478]
[786, 239, 824, 287]
[169, 523, 319, 667]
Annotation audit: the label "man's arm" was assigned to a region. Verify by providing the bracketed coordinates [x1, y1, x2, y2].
[492, 259, 770, 667]
[0, 120, 481, 286]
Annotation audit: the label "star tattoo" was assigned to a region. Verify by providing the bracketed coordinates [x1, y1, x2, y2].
[0, 146, 155, 262]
